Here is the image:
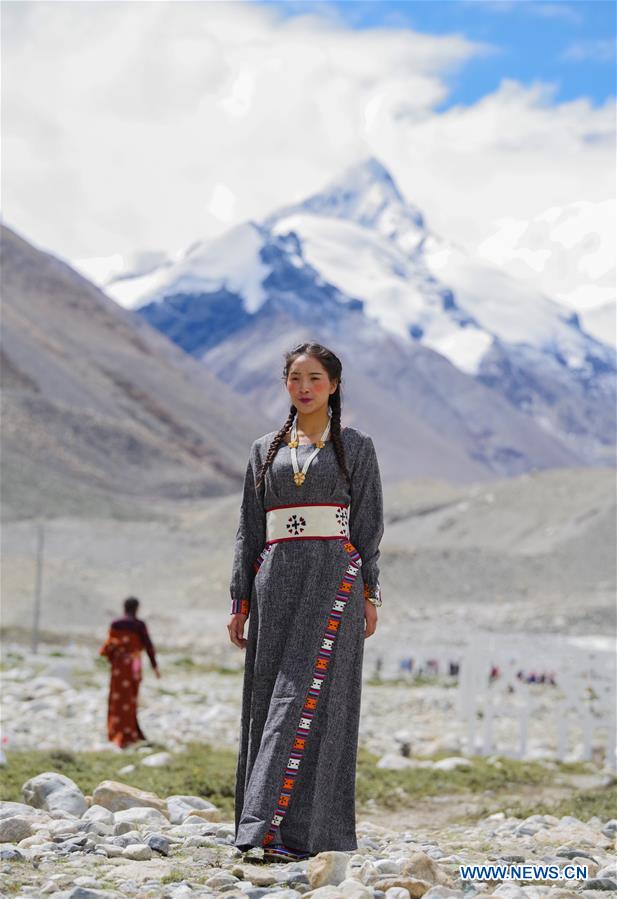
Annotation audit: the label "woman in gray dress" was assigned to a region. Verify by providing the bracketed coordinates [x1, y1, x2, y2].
[227, 342, 384, 863]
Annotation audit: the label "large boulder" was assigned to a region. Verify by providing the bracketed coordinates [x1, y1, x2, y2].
[0, 816, 35, 843]
[22, 772, 87, 817]
[91, 781, 167, 815]
[372, 878, 432, 897]
[308, 851, 352, 888]
[114, 806, 169, 827]
[166, 795, 220, 824]
[82, 805, 114, 825]
[0, 801, 48, 820]
[399, 851, 451, 886]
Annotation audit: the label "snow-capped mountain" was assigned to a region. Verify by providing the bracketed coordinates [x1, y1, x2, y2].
[264, 160, 611, 377]
[98, 157, 616, 478]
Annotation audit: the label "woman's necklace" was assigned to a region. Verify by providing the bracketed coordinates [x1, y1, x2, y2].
[288, 408, 332, 486]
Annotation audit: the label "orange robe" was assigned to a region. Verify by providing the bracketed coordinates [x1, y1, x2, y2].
[99, 616, 156, 747]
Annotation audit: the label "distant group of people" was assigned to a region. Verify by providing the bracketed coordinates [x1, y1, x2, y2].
[516, 668, 557, 685]
[392, 657, 460, 678]
[491, 665, 557, 686]
[99, 596, 159, 748]
[370, 657, 557, 687]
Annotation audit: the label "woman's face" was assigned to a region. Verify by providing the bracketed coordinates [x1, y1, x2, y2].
[286, 355, 337, 415]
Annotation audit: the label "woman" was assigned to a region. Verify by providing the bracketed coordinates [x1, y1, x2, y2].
[99, 596, 160, 748]
[228, 343, 384, 862]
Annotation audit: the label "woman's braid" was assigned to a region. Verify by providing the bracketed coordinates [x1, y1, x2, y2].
[328, 388, 350, 484]
[256, 406, 296, 490]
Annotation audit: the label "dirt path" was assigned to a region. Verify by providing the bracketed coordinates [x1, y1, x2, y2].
[363, 776, 603, 833]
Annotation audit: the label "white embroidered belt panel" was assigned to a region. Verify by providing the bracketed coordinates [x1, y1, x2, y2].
[266, 503, 350, 543]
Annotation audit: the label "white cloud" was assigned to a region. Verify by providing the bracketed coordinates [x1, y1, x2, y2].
[1, 0, 614, 288]
[461, 1, 583, 24]
[476, 199, 616, 313]
[370, 79, 614, 254]
[561, 39, 617, 63]
[208, 183, 236, 223]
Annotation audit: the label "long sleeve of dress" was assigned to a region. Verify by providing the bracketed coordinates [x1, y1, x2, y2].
[349, 434, 384, 603]
[99, 629, 118, 663]
[229, 440, 266, 616]
[139, 621, 158, 670]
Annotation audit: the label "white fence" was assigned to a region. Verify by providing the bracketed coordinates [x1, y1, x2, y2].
[456, 633, 616, 769]
[367, 630, 616, 768]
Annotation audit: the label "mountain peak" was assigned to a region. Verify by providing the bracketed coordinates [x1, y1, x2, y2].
[323, 156, 404, 203]
[264, 155, 426, 255]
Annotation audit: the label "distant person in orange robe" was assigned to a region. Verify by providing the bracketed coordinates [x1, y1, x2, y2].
[99, 596, 160, 748]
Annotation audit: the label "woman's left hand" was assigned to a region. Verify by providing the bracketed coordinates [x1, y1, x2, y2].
[364, 600, 378, 639]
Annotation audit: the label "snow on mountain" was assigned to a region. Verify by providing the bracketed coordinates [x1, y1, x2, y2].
[581, 301, 616, 349]
[72, 249, 172, 302]
[264, 208, 491, 375]
[81, 224, 271, 314]
[422, 235, 592, 368]
[265, 157, 427, 257]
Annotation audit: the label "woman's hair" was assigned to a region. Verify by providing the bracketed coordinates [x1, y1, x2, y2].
[256, 343, 350, 490]
[124, 596, 140, 616]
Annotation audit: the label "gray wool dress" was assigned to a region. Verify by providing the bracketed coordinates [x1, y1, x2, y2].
[229, 425, 384, 854]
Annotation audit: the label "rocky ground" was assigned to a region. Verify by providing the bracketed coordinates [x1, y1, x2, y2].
[1, 643, 616, 899]
[0, 775, 616, 899]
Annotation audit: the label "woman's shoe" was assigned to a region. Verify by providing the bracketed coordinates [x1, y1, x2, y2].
[263, 842, 311, 862]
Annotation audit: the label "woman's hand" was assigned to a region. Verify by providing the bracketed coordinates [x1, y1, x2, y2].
[228, 612, 248, 649]
[364, 600, 378, 638]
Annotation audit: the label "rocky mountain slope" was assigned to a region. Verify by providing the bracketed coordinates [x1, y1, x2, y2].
[0, 225, 266, 520]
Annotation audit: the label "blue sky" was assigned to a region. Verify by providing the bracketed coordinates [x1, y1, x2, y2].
[259, 0, 617, 109]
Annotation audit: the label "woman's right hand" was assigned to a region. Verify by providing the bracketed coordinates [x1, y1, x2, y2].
[228, 613, 248, 649]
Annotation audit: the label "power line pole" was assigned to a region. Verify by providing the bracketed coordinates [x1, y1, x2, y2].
[32, 521, 44, 654]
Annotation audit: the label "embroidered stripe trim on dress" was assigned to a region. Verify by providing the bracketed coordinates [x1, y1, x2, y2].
[261, 539, 362, 848]
[230, 598, 250, 615]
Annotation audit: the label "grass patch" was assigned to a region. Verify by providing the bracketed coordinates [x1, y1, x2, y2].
[356, 748, 577, 812]
[0, 649, 26, 671]
[357, 748, 550, 802]
[169, 656, 241, 676]
[160, 870, 188, 884]
[1, 742, 237, 816]
[501, 778, 617, 822]
[366, 676, 457, 688]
